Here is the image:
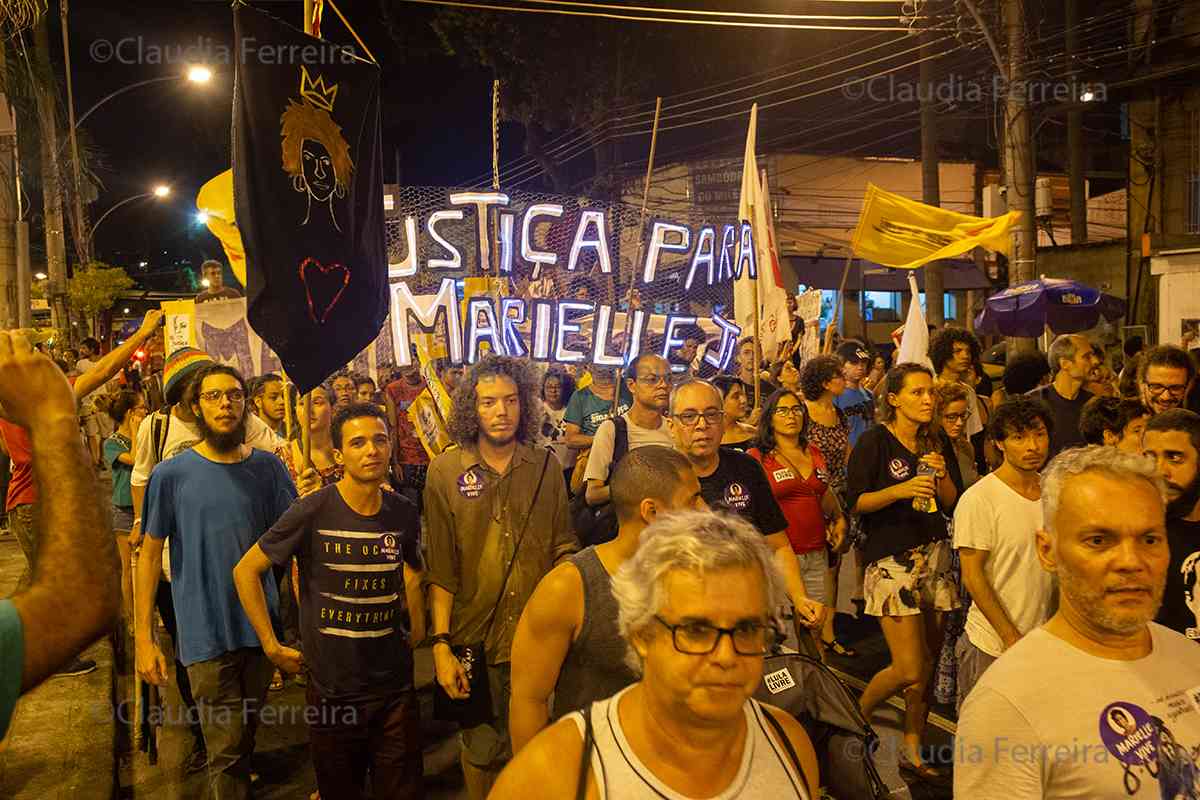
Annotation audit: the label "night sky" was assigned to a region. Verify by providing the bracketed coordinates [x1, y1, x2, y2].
[57, 0, 503, 270]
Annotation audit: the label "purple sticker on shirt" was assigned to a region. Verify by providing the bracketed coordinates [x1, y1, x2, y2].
[1099, 702, 1158, 765]
[458, 469, 485, 499]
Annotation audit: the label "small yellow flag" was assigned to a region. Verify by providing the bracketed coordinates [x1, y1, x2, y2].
[850, 183, 1021, 270]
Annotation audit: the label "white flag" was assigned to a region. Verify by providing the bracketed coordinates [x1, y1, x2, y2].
[897, 272, 934, 370]
[734, 104, 791, 362]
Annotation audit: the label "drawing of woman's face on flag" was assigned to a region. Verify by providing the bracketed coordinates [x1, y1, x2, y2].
[301, 138, 336, 202]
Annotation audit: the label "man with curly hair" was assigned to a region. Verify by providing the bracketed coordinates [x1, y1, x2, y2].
[929, 328, 986, 442]
[423, 355, 578, 799]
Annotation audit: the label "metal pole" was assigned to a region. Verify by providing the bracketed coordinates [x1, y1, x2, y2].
[60, 0, 90, 265]
[920, 29, 944, 328]
[1003, 0, 1037, 354]
[614, 96, 662, 413]
[91, 193, 154, 238]
[1066, 0, 1087, 244]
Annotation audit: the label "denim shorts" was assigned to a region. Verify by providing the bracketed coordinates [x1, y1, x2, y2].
[112, 506, 135, 533]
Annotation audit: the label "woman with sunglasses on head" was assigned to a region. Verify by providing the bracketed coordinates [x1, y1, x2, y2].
[847, 363, 964, 780]
[712, 375, 757, 451]
[748, 390, 847, 651]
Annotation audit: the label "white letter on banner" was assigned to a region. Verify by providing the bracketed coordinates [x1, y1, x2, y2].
[387, 215, 419, 278]
[427, 210, 465, 270]
[590, 304, 624, 368]
[718, 224, 737, 284]
[531, 301, 555, 361]
[661, 314, 698, 369]
[623, 308, 647, 364]
[466, 297, 503, 363]
[733, 221, 757, 280]
[642, 221, 692, 284]
[450, 191, 510, 273]
[703, 311, 742, 372]
[500, 297, 528, 358]
[567, 210, 613, 274]
[555, 301, 593, 363]
[390, 278, 463, 365]
[521, 203, 564, 280]
[685, 226, 716, 290]
[498, 213, 515, 273]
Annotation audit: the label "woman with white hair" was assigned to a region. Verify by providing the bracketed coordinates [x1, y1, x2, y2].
[490, 510, 820, 799]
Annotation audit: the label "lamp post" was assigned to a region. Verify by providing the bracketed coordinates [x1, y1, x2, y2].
[65, 68, 211, 263]
[90, 185, 171, 252]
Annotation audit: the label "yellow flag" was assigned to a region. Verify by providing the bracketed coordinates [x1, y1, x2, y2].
[850, 183, 1021, 270]
[407, 390, 453, 459]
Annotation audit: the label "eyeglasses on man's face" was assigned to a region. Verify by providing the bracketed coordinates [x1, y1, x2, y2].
[1146, 382, 1188, 398]
[635, 373, 671, 387]
[672, 409, 723, 428]
[653, 615, 777, 656]
[198, 388, 246, 404]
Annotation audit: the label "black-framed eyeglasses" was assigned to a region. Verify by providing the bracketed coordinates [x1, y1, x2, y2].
[942, 412, 969, 423]
[653, 615, 777, 656]
[672, 409, 723, 428]
[198, 389, 246, 404]
[1146, 382, 1188, 398]
[635, 373, 671, 387]
[773, 406, 805, 418]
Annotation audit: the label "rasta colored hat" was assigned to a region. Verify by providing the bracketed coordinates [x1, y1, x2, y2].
[163, 347, 215, 405]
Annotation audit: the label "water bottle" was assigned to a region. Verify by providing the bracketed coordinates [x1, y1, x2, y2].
[912, 462, 938, 514]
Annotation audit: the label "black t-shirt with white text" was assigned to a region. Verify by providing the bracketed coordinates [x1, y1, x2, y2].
[258, 484, 422, 701]
[699, 448, 790, 536]
[847, 425, 964, 566]
[1157, 518, 1200, 642]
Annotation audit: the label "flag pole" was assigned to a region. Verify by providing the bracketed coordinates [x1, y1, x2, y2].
[753, 253, 762, 410]
[614, 96, 663, 414]
[302, 393, 313, 469]
[827, 252, 854, 353]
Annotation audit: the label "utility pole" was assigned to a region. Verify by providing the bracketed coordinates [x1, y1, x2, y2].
[920, 28, 944, 327]
[1003, 0, 1037, 354]
[0, 42, 17, 329]
[60, 0, 90, 266]
[34, 16, 70, 335]
[1065, 0, 1087, 244]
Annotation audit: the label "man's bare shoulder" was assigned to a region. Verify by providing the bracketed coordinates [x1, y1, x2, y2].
[492, 716, 586, 799]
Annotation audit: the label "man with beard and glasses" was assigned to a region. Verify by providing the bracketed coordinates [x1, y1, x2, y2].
[955, 445, 1200, 799]
[424, 355, 578, 799]
[952, 398, 1056, 710]
[1138, 345, 1195, 416]
[1144, 409, 1200, 641]
[235, 403, 426, 799]
[135, 364, 297, 800]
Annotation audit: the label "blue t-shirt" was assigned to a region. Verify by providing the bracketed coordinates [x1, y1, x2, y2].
[834, 386, 875, 449]
[564, 386, 632, 436]
[143, 449, 297, 666]
[104, 434, 134, 509]
[0, 599, 22, 739]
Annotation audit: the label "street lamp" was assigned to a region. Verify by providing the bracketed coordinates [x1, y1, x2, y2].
[195, 211, 210, 224]
[34, 272, 47, 280]
[91, 185, 172, 240]
[71, 67, 214, 138]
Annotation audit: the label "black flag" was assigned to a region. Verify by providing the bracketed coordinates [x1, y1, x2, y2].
[233, 6, 386, 394]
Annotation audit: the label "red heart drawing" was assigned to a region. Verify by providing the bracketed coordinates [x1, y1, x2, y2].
[299, 257, 350, 325]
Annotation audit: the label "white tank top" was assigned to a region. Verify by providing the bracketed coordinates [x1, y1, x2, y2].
[566, 686, 811, 800]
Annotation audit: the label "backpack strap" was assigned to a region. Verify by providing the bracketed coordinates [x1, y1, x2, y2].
[151, 409, 171, 464]
[575, 705, 595, 800]
[761, 705, 812, 799]
[608, 416, 629, 477]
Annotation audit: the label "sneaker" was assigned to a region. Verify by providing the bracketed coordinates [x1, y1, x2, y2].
[52, 658, 97, 678]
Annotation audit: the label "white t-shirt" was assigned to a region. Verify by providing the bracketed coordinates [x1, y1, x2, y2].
[131, 409, 282, 487]
[955, 624, 1200, 799]
[963, 382, 985, 438]
[583, 411, 674, 484]
[953, 472, 1054, 657]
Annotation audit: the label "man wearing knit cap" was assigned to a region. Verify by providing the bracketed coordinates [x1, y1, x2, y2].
[0, 310, 165, 677]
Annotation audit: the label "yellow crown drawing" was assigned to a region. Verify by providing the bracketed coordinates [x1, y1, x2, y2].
[299, 65, 338, 113]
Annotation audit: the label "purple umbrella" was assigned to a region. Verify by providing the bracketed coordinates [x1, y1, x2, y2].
[974, 278, 1127, 338]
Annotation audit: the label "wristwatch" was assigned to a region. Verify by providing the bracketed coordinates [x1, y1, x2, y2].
[430, 633, 453, 649]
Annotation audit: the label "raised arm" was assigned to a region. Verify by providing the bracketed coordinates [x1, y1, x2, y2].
[2, 333, 119, 689]
[73, 310, 164, 401]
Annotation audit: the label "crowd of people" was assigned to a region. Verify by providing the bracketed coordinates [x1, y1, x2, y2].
[3, 312, 1200, 800]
